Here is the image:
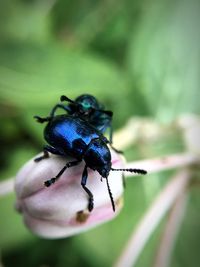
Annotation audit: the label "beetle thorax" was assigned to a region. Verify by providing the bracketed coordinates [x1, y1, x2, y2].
[84, 138, 111, 177]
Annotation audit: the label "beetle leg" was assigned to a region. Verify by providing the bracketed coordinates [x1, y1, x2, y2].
[108, 123, 113, 144]
[108, 125, 122, 153]
[122, 173, 126, 188]
[34, 104, 70, 124]
[34, 115, 51, 123]
[102, 135, 123, 154]
[81, 165, 94, 212]
[49, 104, 70, 118]
[110, 145, 123, 154]
[96, 109, 113, 118]
[34, 145, 50, 162]
[44, 160, 81, 187]
[100, 120, 113, 144]
[108, 125, 124, 154]
[34, 145, 65, 162]
[60, 95, 75, 104]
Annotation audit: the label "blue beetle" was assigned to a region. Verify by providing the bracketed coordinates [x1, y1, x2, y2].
[36, 94, 115, 145]
[34, 96, 147, 212]
[62, 94, 113, 139]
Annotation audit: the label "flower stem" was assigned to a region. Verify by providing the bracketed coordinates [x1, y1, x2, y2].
[153, 192, 188, 267]
[125, 153, 199, 177]
[114, 170, 191, 267]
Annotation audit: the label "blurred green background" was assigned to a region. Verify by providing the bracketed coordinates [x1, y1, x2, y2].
[0, 0, 200, 266]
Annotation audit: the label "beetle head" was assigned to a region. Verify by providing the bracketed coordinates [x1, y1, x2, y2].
[75, 94, 101, 115]
[98, 165, 111, 178]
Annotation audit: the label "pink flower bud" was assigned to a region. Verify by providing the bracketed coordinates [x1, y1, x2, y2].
[15, 150, 125, 238]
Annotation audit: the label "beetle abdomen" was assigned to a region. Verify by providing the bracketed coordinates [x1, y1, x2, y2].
[44, 115, 100, 158]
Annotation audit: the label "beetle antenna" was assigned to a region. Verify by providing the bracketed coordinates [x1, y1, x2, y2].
[111, 168, 147, 175]
[105, 177, 115, 212]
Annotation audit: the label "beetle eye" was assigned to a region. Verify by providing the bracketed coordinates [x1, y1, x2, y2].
[79, 102, 93, 114]
[82, 102, 90, 110]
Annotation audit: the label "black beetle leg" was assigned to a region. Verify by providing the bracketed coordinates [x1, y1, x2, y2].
[110, 145, 124, 154]
[103, 135, 123, 155]
[60, 95, 75, 104]
[34, 145, 64, 162]
[34, 104, 70, 124]
[81, 165, 94, 212]
[44, 160, 81, 187]
[122, 173, 126, 188]
[34, 146, 50, 162]
[102, 115, 123, 154]
[108, 123, 113, 144]
[34, 116, 51, 123]
[108, 125, 123, 153]
[49, 104, 70, 117]
[108, 126, 123, 154]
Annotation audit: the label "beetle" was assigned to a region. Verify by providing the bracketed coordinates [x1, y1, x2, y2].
[62, 94, 114, 142]
[35, 94, 115, 145]
[34, 109, 147, 212]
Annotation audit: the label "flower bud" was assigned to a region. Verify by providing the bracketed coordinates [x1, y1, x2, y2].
[15, 150, 125, 238]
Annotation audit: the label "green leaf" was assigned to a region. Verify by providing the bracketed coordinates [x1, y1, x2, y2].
[0, 42, 131, 137]
[0, 43, 128, 109]
[0, 0, 51, 42]
[0, 193, 34, 250]
[127, 0, 200, 122]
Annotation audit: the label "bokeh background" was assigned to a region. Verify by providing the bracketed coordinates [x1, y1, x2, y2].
[0, 0, 199, 266]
